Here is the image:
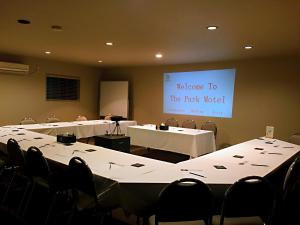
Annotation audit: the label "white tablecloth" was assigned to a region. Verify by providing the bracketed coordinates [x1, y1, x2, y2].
[1, 126, 299, 185]
[4, 120, 137, 139]
[116, 138, 300, 184]
[127, 124, 216, 157]
[0, 127, 174, 182]
[1, 126, 299, 216]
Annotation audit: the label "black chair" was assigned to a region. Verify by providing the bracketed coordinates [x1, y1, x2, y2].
[155, 178, 213, 225]
[23, 146, 52, 225]
[20, 116, 36, 125]
[288, 133, 300, 145]
[279, 157, 300, 225]
[23, 146, 74, 225]
[6, 138, 26, 171]
[1, 138, 31, 214]
[283, 157, 300, 192]
[68, 157, 119, 225]
[0, 205, 29, 225]
[182, 119, 197, 129]
[46, 114, 60, 123]
[219, 176, 276, 225]
[201, 121, 217, 139]
[25, 146, 50, 180]
[165, 118, 179, 127]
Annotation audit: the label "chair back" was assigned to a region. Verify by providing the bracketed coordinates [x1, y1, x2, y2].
[283, 157, 300, 191]
[165, 118, 179, 127]
[46, 113, 60, 123]
[25, 146, 50, 179]
[201, 121, 217, 138]
[46, 117, 60, 123]
[104, 114, 112, 120]
[288, 133, 300, 145]
[6, 138, 26, 169]
[156, 178, 213, 224]
[220, 176, 275, 225]
[182, 119, 196, 129]
[75, 115, 87, 121]
[280, 157, 300, 224]
[20, 117, 36, 125]
[68, 157, 97, 199]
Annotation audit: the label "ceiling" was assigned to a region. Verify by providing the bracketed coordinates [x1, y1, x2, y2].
[0, 0, 300, 67]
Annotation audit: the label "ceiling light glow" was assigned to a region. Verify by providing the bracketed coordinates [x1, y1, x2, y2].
[244, 46, 253, 50]
[98, 60, 103, 63]
[45, 51, 51, 54]
[105, 42, 113, 46]
[155, 53, 163, 59]
[207, 26, 218, 30]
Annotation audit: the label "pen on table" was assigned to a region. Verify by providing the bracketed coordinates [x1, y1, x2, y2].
[251, 164, 269, 167]
[189, 172, 206, 178]
[72, 149, 86, 155]
[109, 161, 126, 167]
[39, 144, 49, 148]
[180, 169, 202, 172]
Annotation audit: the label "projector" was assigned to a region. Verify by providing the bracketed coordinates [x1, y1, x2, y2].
[111, 116, 123, 122]
[57, 134, 76, 144]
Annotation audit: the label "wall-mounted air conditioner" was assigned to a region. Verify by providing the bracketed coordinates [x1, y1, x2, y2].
[0, 61, 29, 75]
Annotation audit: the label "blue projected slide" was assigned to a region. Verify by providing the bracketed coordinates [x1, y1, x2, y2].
[163, 69, 236, 118]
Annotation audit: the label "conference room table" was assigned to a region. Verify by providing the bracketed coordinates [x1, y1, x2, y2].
[127, 124, 216, 157]
[117, 137, 300, 215]
[0, 126, 174, 216]
[3, 120, 137, 138]
[0, 125, 299, 218]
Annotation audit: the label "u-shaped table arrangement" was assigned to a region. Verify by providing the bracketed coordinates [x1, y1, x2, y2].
[0, 120, 299, 217]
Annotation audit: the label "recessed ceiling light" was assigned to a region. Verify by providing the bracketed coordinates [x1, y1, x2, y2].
[155, 53, 163, 59]
[98, 60, 103, 63]
[207, 26, 218, 30]
[244, 46, 253, 50]
[105, 42, 113, 46]
[17, 19, 31, 25]
[51, 25, 63, 31]
[45, 51, 51, 55]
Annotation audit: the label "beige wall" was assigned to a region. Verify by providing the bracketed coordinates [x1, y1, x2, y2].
[102, 56, 300, 148]
[1, 55, 299, 148]
[0, 56, 101, 125]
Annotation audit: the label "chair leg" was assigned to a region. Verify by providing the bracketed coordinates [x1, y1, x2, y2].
[136, 216, 147, 225]
[21, 181, 36, 217]
[1, 171, 16, 204]
[44, 192, 57, 225]
[205, 217, 212, 225]
[16, 179, 32, 215]
[44, 191, 75, 225]
[1, 172, 31, 215]
[219, 215, 225, 225]
[143, 216, 149, 225]
[98, 213, 106, 225]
